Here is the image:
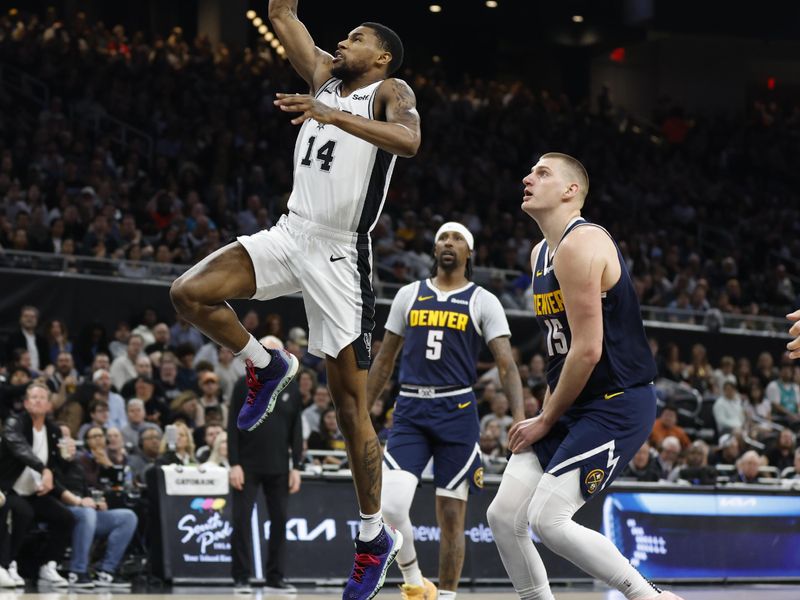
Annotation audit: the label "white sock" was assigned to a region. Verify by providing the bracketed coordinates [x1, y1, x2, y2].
[398, 558, 424, 587]
[235, 334, 271, 368]
[439, 591, 457, 600]
[358, 511, 383, 542]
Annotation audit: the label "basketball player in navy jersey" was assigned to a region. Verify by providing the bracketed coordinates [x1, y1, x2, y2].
[487, 153, 684, 600]
[169, 1, 420, 597]
[368, 222, 523, 600]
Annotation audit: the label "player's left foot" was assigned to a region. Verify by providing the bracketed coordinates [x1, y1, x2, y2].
[237, 348, 299, 431]
[342, 523, 403, 600]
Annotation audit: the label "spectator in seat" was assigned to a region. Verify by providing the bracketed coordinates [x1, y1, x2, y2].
[4, 306, 49, 372]
[656, 436, 682, 478]
[119, 356, 154, 399]
[0, 383, 74, 587]
[201, 432, 229, 469]
[732, 450, 762, 484]
[109, 334, 144, 390]
[744, 383, 774, 440]
[128, 429, 162, 485]
[302, 385, 332, 436]
[307, 407, 345, 467]
[196, 371, 227, 427]
[145, 322, 172, 356]
[54, 425, 136, 588]
[156, 422, 196, 466]
[621, 441, 662, 482]
[196, 423, 224, 464]
[710, 433, 741, 466]
[479, 393, 513, 447]
[713, 381, 746, 434]
[77, 399, 111, 440]
[711, 355, 737, 395]
[767, 428, 796, 472]
[668, 440, 717, 485]
[649, 404, 691, 449]
[120, 399, 161, 449]
[91, 369, 127, 430]
[766, 360, 800, 426]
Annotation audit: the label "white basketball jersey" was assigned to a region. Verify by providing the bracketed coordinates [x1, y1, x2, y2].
[287, 78, 397, 233]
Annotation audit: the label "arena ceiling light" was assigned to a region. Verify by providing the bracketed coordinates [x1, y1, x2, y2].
[572, 15, 584, 23]
[253, 17, 263, 27]
[258, 24, 268, 34]
[246, 10, 256, 20]
[429, 5, 442, 13]
[486, 1, 498, 7]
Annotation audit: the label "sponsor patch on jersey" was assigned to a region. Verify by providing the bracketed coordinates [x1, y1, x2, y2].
[585, 468, 605, 494]
[450, 298, 469, 305]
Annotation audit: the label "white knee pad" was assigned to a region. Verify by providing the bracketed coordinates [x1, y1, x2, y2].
[381, 467, 418, 524]
[528, 470, 583, 549]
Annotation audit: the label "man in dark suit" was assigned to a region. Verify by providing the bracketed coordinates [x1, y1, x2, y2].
[0, 382, 75, 586]
[228, 336, 304, 593]
[4, 306, 50, 372]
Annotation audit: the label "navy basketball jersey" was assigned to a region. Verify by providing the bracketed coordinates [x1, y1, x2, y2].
[398, 281, 484, 387]
[531, 217, 657, 403]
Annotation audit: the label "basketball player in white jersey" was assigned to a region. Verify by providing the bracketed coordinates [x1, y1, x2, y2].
[170, 1, 420, 597]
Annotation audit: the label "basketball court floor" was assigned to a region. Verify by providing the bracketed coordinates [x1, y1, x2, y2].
[8, 585, 798, 599]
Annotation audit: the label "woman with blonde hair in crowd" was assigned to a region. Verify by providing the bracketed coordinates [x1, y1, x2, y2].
[156, 422, 196, 466]
[202, 431, 229, 469]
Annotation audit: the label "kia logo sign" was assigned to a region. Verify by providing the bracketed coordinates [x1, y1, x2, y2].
[265, 518, 337, 542]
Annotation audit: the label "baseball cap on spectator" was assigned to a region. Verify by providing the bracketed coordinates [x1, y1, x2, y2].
[288, 327, 308, 347]
[80, 186, 96, 197]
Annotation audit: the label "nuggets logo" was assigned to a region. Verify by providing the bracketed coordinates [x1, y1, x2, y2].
[190, 497, 227, 511]
[584, 469, 605, 494]
[473, 467, 484, 489]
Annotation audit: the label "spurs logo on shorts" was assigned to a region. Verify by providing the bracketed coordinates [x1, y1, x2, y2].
[585, 468, 605, 494]
[363, 332, 372, 359]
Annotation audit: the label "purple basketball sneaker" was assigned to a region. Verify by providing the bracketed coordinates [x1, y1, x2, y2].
[237, 348, 299, 431]
[343, 524, 403, 600]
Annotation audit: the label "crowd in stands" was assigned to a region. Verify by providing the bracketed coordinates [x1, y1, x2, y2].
[3, 302, 799, 491]
[0, 9, 799, 320]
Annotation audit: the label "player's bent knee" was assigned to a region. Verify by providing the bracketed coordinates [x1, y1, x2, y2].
[169, 275, 196, 314]
[381, 469, 417, 522]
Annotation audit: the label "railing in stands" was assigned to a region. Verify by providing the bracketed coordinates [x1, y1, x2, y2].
[0, 249, 792, 334]
[0, 62, 49, 107]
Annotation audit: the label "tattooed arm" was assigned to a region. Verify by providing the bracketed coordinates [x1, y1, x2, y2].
[276, 77, 420, 157]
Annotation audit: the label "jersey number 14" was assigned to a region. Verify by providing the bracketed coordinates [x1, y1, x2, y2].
[301, 136, 336, 172]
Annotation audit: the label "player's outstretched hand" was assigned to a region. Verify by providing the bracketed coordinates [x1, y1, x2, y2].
[507, 415, 551, 454]
[788, 309, 800, 360]
[275, 93, 338, 125]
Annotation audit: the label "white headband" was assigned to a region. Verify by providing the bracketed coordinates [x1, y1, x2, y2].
[435, 222, 474, 251]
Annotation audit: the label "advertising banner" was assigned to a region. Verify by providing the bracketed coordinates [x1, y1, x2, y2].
[158, 466, 234, 581]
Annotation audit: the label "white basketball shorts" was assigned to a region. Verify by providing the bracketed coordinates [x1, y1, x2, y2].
[237, 212, 374, 368]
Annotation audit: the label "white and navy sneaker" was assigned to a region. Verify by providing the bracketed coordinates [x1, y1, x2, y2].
[94, 570, 131, 588]
[68, 572, 95, 588]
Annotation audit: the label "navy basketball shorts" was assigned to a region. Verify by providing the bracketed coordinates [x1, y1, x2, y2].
[533, 384, 657, 500]
[384, 391, 483, 495]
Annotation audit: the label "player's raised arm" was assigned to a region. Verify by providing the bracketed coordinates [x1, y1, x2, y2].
[268, 0, 332, 90]
[541, 227, 610, 425]
[366, 330, 404, 409]
[487, 336, 524, 422]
